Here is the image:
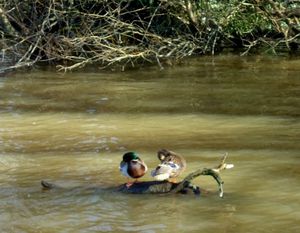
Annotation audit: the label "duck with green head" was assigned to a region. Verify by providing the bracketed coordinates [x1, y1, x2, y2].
[119, 152, 148, 187]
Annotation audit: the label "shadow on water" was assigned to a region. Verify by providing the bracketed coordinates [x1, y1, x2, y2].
[0, 54, 300, 233]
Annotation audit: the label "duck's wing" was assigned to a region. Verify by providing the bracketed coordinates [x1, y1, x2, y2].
[151, 163, 172, 180]
[151, 162, 181, 180]
[166, 161, 183, 178]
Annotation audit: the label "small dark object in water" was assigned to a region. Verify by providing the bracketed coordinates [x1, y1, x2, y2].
[41, 180, 56, 190]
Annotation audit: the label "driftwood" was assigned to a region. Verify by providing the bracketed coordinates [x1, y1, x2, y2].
[41, 153, 233, 198]
[117, 153, 233, 197]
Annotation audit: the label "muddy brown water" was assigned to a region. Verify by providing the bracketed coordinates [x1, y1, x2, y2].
[0, 55, 300, 232]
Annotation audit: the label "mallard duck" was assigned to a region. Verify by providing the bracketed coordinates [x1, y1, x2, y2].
[151, 149, 186, 182]
[119, 152, 148, 187]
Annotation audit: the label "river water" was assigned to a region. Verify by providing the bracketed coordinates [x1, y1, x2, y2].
[0, 55, 299, 233]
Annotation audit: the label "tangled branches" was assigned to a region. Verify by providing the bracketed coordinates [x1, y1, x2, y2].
[0, 0, 213, 71]
[238, 0, 300, 55]
[0, 0, 299, 72]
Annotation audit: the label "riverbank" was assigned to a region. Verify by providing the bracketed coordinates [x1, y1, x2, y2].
[1, 0, 299, 72]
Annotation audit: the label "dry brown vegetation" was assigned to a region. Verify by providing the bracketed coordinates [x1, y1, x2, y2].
[0, 0, 299, 72]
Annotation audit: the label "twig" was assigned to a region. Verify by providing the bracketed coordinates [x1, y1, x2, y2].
[170, 152, 233, 197]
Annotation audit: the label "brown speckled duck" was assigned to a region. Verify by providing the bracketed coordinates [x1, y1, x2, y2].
[151, 149, 186, 182]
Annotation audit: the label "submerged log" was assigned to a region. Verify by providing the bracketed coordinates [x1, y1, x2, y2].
[41, 153, 233, 197]
[117, 167, 224, 197]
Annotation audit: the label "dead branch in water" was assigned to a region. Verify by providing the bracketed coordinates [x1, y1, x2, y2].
[42, 153, 234, 198]
[118, 152, 233, 197]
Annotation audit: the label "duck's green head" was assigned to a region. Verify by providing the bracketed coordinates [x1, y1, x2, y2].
[123, 152, 139, 162]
